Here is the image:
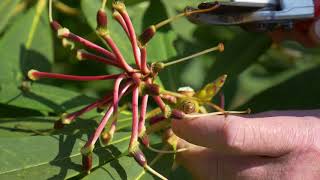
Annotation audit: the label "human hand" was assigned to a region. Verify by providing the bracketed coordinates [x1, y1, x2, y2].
[270, 19, 320, 47]
[171, 110, 320, 180]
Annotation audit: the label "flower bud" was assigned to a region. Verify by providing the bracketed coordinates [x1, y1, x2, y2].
[138, 25, 156, 46]
[132, 149, 147, 167]
[50, 20, 62, 32]
[97, 9, 108, 29]
[82, 153, 92, 174]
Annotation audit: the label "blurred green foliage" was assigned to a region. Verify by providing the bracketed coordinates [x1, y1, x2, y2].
[0, 0, 320, 179]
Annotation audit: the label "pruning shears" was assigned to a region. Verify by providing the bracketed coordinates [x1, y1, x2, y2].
[187, 0, 320, 32]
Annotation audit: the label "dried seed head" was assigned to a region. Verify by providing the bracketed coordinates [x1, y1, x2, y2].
[27, 69, 39, 81]
[138, 25, 156, 47]
[97, 9, 108, 29]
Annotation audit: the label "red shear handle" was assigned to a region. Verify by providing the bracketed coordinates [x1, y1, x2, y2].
[315, 0, 320, 17]
[284, 0, 320, 47]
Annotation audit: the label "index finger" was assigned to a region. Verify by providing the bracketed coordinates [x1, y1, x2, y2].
[172, 111, 320, 156]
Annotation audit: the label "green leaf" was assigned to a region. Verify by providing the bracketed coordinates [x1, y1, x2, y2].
[84, 144, 174, 180]
[0, 132, 131, 179]
[0, 0, 52, 84]
[233, 49, 320, 110]
[0, 0, 96, 113]
[0, 82, 96, 113]
[205, 32, 272, 82]
[0, 0, 19, 33]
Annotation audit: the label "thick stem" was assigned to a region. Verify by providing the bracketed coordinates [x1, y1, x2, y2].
[28, 70, 121, 81]
[152, 96, 166, 112]
[140, 47, 150, 74]
[107, 75, 126, 140]
[115, 7, 141, 68]
[84, 81, 133, 148]
[77, 49, 121, 68]
[85, 105, 114, 148]
[138, 95, 148, 134]
[59, 29, 116, 60]
[152, 96, 171, 118]
[113, 10, 130, 37]
[99, 32, 134, 72]
[129, 86, 139, 148]
[61, 90, 114, 126]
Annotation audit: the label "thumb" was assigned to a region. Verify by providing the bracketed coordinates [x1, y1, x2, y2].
[172, 111, 320, 157]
